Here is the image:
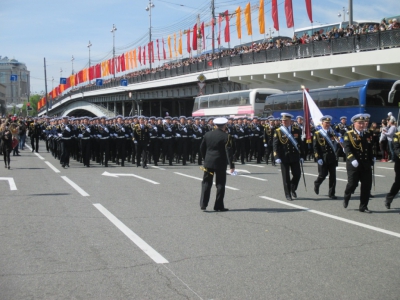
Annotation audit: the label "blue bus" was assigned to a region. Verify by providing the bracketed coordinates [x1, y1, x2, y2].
[263, 79, 400, 124]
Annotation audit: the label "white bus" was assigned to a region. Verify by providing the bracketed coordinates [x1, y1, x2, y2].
[295, 20, 379, 38]
[192, 88, 282, 118]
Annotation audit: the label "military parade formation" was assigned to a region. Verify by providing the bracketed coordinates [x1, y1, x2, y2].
[1, 111, 399, 214]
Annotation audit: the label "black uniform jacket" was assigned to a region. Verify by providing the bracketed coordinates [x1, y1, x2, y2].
[313, 129, 338, 165]
[343, 129, 373, 165]
[273, 125, 304, 163]
[200, 128, 234, 170]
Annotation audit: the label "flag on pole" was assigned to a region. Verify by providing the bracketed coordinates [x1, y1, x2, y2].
[236, 6, 242, 39]
[244, 2, 252, 35]
[201, 22, 205, 50]
[284, 0, 294, 28]
[193, 24, 198, 51]
[272, 0, 279, 31]
[303, 88, 323, 127]
[224, 10, 230, 43]
[305, 0, 313, 23]
[259, 0, 265, 34]
[178, 31, 183, 55]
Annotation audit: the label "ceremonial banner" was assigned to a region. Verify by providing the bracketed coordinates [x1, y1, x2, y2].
[236, 6, 242, 39]
[244, 2, 252, 35]
[285, 0, 294, 28]
[259, 0, 265, 34]
[272, 0, 279, 31]
[224, 10, 230, 42]
[305, 0, 313, 23]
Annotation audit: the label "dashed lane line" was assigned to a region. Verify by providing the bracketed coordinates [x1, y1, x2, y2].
[174, 172, 239, 191]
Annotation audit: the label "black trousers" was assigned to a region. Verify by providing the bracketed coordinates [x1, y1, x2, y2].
[116, 138, 126, 165]
[31, 136, 39, 152]
[192, 139, 202, 164]
[200, 168, 227, 210]
[162, 139, 173, 165]
[148, 138, 160, 163]
[99, 139, 110, 166]
[314, 162, 337, 197]
[135, 142, 148, 167]
[176, 138, 188, 165]
[280, 161, 301, 198]
[344, 162, 372, 210]
[386, 159, 400, 203]
[235, 139, 245, 163]
[81, 139, 91, 166]
[60, 139, 70, 166]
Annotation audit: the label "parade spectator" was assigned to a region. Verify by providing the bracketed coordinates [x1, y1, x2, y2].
[382, 119, 396, 162]
[380, 120, 388, 162]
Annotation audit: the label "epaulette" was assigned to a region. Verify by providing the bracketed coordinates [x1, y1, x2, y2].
[347, 129, 354, 134]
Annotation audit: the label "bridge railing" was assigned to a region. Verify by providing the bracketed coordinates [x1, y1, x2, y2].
[42, 29, 400, 113]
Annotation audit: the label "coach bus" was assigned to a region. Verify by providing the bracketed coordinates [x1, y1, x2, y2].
[263, 79, 400, 124]
[192, 88, 282, 118]
[294, 20, 380, 38]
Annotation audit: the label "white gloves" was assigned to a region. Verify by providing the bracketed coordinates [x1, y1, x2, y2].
[78, 134, 83, 138]
[275, 159, 282, 164]
[104, 127, 109, 133]
[86, 128, 91, 133]
[58, 133, 62, 137]
[65, 126, 70, 132]
[234, 135, 238, 139]
[176, 133, 181, 137]
[125, 134, 129, 138]
[317, 159, 323, 165]
[134, 140, 137, 144]
[154, 127, 157, 132]
[168, 128, 172, 132]
[198, 128, 202, 133]
[256, 127, 260, 131]
[300, 158, 304, 164]
[97, 134, 101, 138]
[162, 134, 165, 138]
[264, 144, 267, 147]
[183, 128, 187, 132]
[121, 127, 125, 132]
[351, 160, 359, 168]
[193, 134, 196, 138]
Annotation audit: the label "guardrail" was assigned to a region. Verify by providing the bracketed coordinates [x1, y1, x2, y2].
[41, 29, 400, 113]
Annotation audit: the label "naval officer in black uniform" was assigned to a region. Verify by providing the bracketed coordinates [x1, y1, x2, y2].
[313, 116, 338, 199]
[273, 113, 304, 201]
[343, 114, 374, 213]
[200, 117, 235, 212]
[385, 130, 400, 209]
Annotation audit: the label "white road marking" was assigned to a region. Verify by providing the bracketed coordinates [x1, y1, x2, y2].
[0, 177, 17, 190]
[35, 153, 45, 160]
[151, 166, 166, 170]
[304, 172, 347, 182]
[61, 176, 89, 196]
[260, 196, 400, 239]
[245, 164, 265, 168]
[93, 203, 168, 264]
[174, 172, 239, 191]
[239, 175, 267, 181]
[377, 166, 393, 170]
[45, 161, 60, 173]
[102, 171, 160, 185]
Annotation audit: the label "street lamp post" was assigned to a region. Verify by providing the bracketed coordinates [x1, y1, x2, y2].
[111, 24, 117, 78]
[71, 55, 75, 75]
[87, 40, 92, 68]
[337, 7, 349, 22]
[145, 1, 155, 70]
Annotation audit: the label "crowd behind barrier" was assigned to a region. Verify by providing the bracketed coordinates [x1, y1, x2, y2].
[40, 26, 400, 113]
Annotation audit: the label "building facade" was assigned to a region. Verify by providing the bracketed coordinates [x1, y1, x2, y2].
[0, 56, 30, 104]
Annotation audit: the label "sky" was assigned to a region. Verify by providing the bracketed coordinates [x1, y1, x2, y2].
[1, 0, 398, 95]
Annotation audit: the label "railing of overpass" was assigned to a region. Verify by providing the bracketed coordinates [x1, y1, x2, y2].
[42, 30, 400, 113]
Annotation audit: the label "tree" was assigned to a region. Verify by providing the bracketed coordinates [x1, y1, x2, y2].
[21, 94, 41, 117]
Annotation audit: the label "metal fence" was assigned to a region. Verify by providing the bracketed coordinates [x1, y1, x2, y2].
[44, 30, 400, 112]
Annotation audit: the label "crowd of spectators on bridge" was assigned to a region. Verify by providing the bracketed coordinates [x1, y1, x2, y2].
[57, 18, 399, 104]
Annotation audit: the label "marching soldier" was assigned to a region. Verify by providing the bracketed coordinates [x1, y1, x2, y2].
[133, 116, 150, 168]
[29, 118, 41, 152]
[176, 116, 189, 165]
[264, 117, 275, 166]
[313, 116, 338, 199]
[233, 117, 246, 164]
[273, 113, 304, 201]
[148, 116, 160, 166]
[334, 116, 351, 162]
[79, 117, 92, 167]
[343, 114, 374, 213]
[161, 116, 174, 165]
[191, 117, 203, 165]
[57, 116, 73, 168]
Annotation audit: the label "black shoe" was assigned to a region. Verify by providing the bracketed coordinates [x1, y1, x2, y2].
[8, 165, 10, 170]
[201, 207, 206, 211]
[4, 165, 6, 168]
[121, 163, 124, 167]
[314, 185, 319, 195]
[329, 195, 337, 199]
[105, 164, 108, 167]
[285, 195, 293, 201]
[154, 162, 158, 166]
[369, 194, 374, 198]
[32, 149, 34, 152]
[62, 164, 66, 168]
[359, 208, 372, 213]
[343, 194, 350, 208]
[143, 166, 148, 169]
[67, 164, 70, 168]
[214, 208, 229, 212]
[385, 202, 391, 209]
[291, 191, 297, 199]
[86, 165, 90, 168]
[16, 154, 21, 156]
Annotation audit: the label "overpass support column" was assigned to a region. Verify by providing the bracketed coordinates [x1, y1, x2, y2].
[106, 102, 109, 110]
[114, 101, 117, 115]
[159, 100, 162, 117]
[122, 102, 125, 116]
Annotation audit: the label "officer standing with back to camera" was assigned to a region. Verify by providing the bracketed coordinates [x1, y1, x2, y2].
[343, 114, 374, 213]
[313, 116, 338, 199]
[273, 113, 304, 201]
[199, 117, 235, 212]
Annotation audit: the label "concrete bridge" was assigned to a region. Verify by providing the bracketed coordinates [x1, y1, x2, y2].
[39, 31, 400, 117]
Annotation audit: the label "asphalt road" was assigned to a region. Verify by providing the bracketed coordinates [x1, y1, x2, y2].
[1, 141, 399, 300]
